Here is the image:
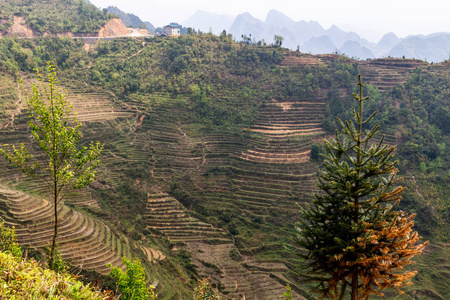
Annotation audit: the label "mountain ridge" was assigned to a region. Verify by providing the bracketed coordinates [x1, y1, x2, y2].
[190, 9, 450, 62]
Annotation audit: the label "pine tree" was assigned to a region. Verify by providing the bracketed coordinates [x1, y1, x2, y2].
[295, 75, 428, 299]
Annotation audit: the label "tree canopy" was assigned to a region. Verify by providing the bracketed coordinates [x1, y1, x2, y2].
[295, 75, 428, 299]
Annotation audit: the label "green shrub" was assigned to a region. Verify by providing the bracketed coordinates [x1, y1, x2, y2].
[46, 245, 67, 273]
[281, 284, 293, 300]
[0, 221, 22, 257]
[109, 257, 156, 300]
[0, 251, 103, 299]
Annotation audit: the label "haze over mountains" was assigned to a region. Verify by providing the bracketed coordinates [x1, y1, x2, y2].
[87, 0, 450, 63]
[183, 9, 450, 62]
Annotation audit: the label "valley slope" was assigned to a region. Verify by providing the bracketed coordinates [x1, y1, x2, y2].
[0, 32, 449, 299]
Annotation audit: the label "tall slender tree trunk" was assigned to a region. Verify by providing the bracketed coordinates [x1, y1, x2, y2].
[351, 75, 364, 300]
[49, 180, 58, 268]
[49, 85, 58, 269]
[351, 271, 358, 300]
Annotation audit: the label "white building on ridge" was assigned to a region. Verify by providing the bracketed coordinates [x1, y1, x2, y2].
[163, 23, 181, 36]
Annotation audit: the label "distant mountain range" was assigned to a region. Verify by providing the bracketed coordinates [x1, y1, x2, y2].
[183, 9, 450, 62]
[92, 2, 449, 63]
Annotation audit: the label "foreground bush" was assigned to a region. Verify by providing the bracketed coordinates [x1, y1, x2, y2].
[109, 257, 156, 300]
[0, 251, 105, 300]
[0, 221, 22, 257]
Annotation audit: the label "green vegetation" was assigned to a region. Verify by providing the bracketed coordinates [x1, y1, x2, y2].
[346, 71, 450, 242]
[0, 221, 22, 257]
[0, 25, 447, 299]
[0, 251, 105, 299]
[296, 75, 428, 299]
[0, 224, 104, 300]
[281, 285, 294, 300]
[274, 35, 284, 47]
[0, 63, 103, 269]
[109, 257, 156, 300]
[0, 0, 113, 34]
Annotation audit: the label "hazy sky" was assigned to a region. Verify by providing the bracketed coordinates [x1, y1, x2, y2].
[89, 0, 450, 42]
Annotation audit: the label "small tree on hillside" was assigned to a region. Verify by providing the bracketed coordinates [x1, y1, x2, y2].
[109, 257, 157, 300]
[295, 75, 427, 299]
[274, 35, 284, 47]
[0, 63, 103, 269]
[193, 278, 224, 300]
[0, 221, 22, 257]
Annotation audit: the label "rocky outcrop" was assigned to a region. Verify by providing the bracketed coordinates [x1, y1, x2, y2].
[2, 16, 132, 38]
[7, 16, 35, 37]
[98, 18, 130, 37]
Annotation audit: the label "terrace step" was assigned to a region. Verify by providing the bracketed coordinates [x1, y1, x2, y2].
[358, 59, 426, 92]
[0, 187, 126, 275]
[145, 194, 230, 243]
[185, 242, 302, 300]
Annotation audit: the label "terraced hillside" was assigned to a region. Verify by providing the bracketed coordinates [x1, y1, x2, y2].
[1, 76, 308, 297]
[121, 97, 328, 298]
[0, 32, 448, 299]
[281, 53, 350, 69]
[51, 93, 315, 298]
[282, 54, 428, 93]
[0, 81, 134, 207]
[207, 100, 327, 230]
[144, 191, 307, 299]
[242, 101, 325, 163]
[186, 242, 301, 300]
[0, 82, 190, 295]
[145, 193, 300, 299]
[66, 88, 134, 123]
[358, 58, 428, 92]
[0, 85, 138, 274]
[119, 101, 310, 299]
[146, 193, 229, 243]
[0, 185, 127, 274]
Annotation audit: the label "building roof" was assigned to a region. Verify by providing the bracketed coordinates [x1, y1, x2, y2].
[165, 24, 181, 28]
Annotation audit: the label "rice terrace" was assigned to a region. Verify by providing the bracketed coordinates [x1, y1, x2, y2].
[0, 0, 449, 299]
